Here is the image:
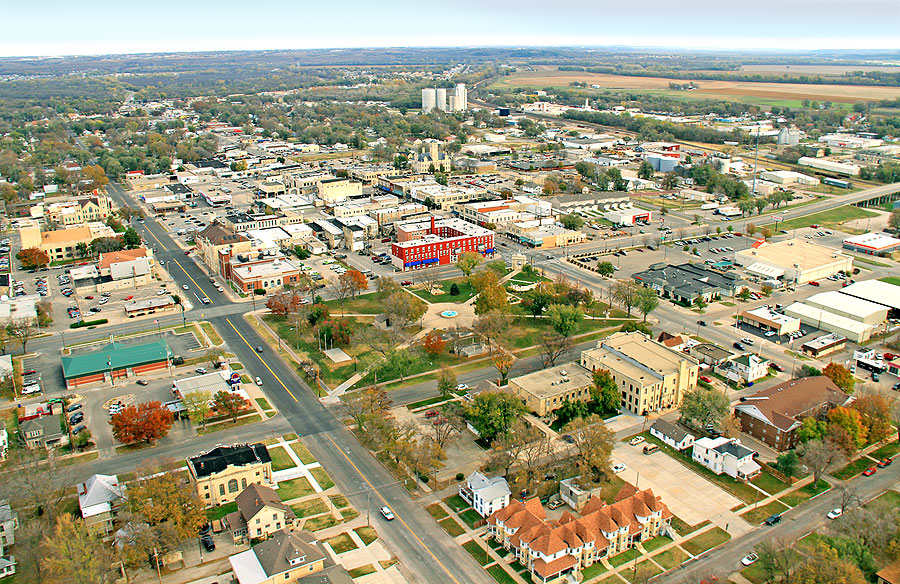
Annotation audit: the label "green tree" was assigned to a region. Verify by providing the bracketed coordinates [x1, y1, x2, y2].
[611, 279, 641, 317]
[889, 209, 900, 233]
[635, 287, 659, 322]
[474, 284, 509, 316]
[466, 391, 527, 441]
[797, 417, 828, 443]
[525, 287, 553, 319]
[560, 214, 584, 230]
[597, 261, 615, 277]
[180, 389, 212, 429]
[122, 227, 141, 249]
[449, 282, 460, 296]
[637, 160, 654, 180]
[680, 385, 730, 429]
[546, 304, 583, 338]
[437, 367, 457, 399]
[774, 450, 800, 478]
[590, 369, 621, 413]
[456, 252, 483, 278]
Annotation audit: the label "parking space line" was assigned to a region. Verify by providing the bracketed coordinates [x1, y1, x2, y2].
[224, 318, 298, 402]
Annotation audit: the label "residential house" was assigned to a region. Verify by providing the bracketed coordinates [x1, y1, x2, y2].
[460, 472, 511, 518]
[19, 415, 64, 449]
[0, 502, 18, 552]
[656, 332, 686, 352]
[229, 529, 352, 584]
[724, 353, 770, 384]
[225, 484, 299, 543]
[187, 443, 274, 507]
[487, 484, 672, 584]
[733, 377, 851, 451]
[0, 556, 14, 579]
[877, 558, 900, 584]
[0, 429, 7, 462]
[690, 343, 734, 367]
[691, 437, 761, 481]
[649, 420, 695, 451]
[77, 474, 124, 533]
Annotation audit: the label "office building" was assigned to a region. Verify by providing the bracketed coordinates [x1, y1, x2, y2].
[187, 443, 274, 507]
[391, 216, 494, 271]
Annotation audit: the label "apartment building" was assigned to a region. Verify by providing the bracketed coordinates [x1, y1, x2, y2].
[19, 222, 116, 262]
[508, 364, 594, 417]
[391, 216, 494, 271]
[187, 444, 274, 507]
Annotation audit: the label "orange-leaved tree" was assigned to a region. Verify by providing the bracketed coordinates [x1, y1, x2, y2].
[110, 401, 173, 444]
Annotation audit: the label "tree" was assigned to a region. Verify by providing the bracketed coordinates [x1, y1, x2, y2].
[761, 284, 773, 297]
[36, 300, 53, 328]
[472, 311, 512, 350]
[110, 401, 174, 444]
[539, 332, 573, 368]
[827, 406, 867, 452]
[266, 292, 300, 316]
[122, 227, 141, 249]
[662, 172, 678, 190]
[436, 367, 457, 399]
[590, 369, 621, 413]
[560, 214, 584, 230]
[16, 247, 49, 270]
[42, 514, 115, 584]
[799, 438, 845, 485]
[427, 405, 464, 449]
[213, 390, 246, 422]
[81, 164, 109, 190]
[564, 415, 614, 485]
[598, 261, 615, 277]
[890, 209, 900, 233]
[798, 417, 828, 443]
[375, 276, 400, 299]
[345, 269, 368, 297]
[720, 413, 742, 438]
[474, 284, 509, 316]
[7, 318, 39, 354]
[205, 347, 226, 366]
[793, 542, 867, 584]
[797, 364, 823, 378]
[342, 385, 392, 433]
[1, 449, 73, 524]
[466, 391, 527, 441]
[331, 273, 357, 316]
[449, 282, 460, 296]
[490, 346, 517, 386]
[851, 392, 892, 444]
[423, 331, 446, 356]
[457, 251, 483, 278]
[90, 237, 123, 255]
[383, 291, 427, 345]
[635, 287, 659, 322]
[180, 389, 212, 429]
[774, 450, 800, 478]
[680, 385, 730, 429]
[546, 304, 583, 338]
[126, 464, 206, 547]
[755, 539, 804, 584]
[637, 160, 654, 180]
[823, 363, 855, 393]
[318, 319, 352, 345]
[611, 280, 641, 317]
[471, 269, 500, 293]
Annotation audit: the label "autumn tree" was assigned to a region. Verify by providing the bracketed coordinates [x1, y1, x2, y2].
[81, 164, 110, 190]
[36, 300, 53, 328]
[851, 392, 892, 444]
[436, 367, 457, 399]
[793, 542, 867, 584]
[563, 415, 614, 485]
[471, 269, 500, 293]
[490, 346, 517, 386]
[755, 538, 804, 584]
[427, 405, 465, 449]
[456, 251, 483, 278]
[42, 514, 116, 584]
[422, 331, 446, 356]
[474, 284, 509, 315]
[472, 311, 512, 350]
[823, 363, 855, 393]
[126, 464, 206, 551]
[799, 438, 845, 485]
[1, 449, 73, 523]
[345, 269, 368, 297]
[466, 391, 527, 442]
[827, 406, 867, 452]
[330, 272, 357, 316]
[16, 247, 49, 270]
[342, 385, 392, 433]
[205, 346, 226, 366]
[375, 275, 401, 299]
[180, 389, 212, 429]
[213, 390, 246, 422]
[612, 280, 641, 317]
[110, 401, 174, 444]
[266, 292, 300, 316]
[383, 291, 427, 345]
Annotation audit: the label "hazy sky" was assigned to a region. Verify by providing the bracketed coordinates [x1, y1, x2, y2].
[2, 0, 898, 57]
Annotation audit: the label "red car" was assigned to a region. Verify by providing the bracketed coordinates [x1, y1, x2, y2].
[862, 467, 877, 476]
[809, 281, 820, 287]
[125, 295, 133, 300]
[23, 369, 36, 375]
[85, 295, 94, 299]
[184, 250, 190, 255]
[699, 376, 713, 383]
[424, 410, 439, 418]
[400, 280, 413, 286]
[810, 224, 819, 228]
[878, 458, 893, 468]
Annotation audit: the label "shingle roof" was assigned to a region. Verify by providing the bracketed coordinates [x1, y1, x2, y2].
[234, 483, 295, 525]
[734, 376, 851, 432]
[61, 340, 171, 380]
[651, 419, 694, 444]
[188, 443, 271, 479]
[253, 529, 325, 578]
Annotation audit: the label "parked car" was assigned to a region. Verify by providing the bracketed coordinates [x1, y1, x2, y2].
[764, 514, 782, 525]
[741, 553, 759, 566]
[380, 506, 395, 521]
[769, 363, 785, 372]
[826, 508, 843, 520]
[629, 436, 645, 446]
[612, 463, 626, 473]
[699, 376, 713, 383]
[255, 377, 263, 386]
[733, 342, 744, 350]
[66, 403, 83, 413]
[136, 379, 149, 386]
[809, 281, 820, 287]
[71, 424, 86, 435]
[862, 467, 877, 476]
[23, 369, 36, 375]
[69, 412, 84, 425]
[200, 534, 215, 552]
[878, 458, 892, 468]
[548, 500, 565, 510]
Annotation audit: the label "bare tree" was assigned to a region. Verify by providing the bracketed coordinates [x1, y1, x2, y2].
[427, 410, 463, 449]
[418, 267, 440, 293]
[755, 538, 804, 584]
[2, 449, 73, 523]
[7, 317, 38, 354]
[539, 331, 573, 368]
[835, 484, 861, 513]
[799, 438, 845, 485]
[472, 311, 512, 351]
[832, 507, 899, 553]
[611, 280, 641, 317]
[329, 274, 356, 316]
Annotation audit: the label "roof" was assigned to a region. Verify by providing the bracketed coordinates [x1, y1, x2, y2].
[78, 474, 123, 518]
[843, 232, 900, 251]
[510, 363, 592, 398]
[734, 376, 851, 432]
[38, 225, 94, 245]
[61, 340, 171, 380]
[187, 443, 271, 479]
[198, 223, 247, 246]
[124, 296, 175, 312]
[805, 290, 888, 319]
[233, 483, 296, 525]
[840, 279, 900, 310]
[233, 258, 299, 280]
[585, 332, 697, 381]
[784, 302, 873, 336]
[650, 419, 694, 444]
[741, 306, 798, 327]
[633, 262, 744, 299]
[173, 371, 232, 397]
[801, 333, 847, 351]
[20, 415, 62, 437]
[230, 549, 268, 584]
[877, 558, 900, 584]
[735, 238, 849, 271]
[253, 529, 326, 579]
[467, 471, 511, 502]
[98, 248, 149, 270]
[695, 437, 755, 459]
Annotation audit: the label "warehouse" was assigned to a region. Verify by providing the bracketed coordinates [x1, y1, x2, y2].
[839, 279, 900, 313]
[733, 239, 853, 285]
[804, 291, 888, 326]
[783, 302, 874, 343]
[738, 306, 801, 336]
[842, 233, 900, 258]
[758, 170, 820, 186]
[797, 157, 860, 177]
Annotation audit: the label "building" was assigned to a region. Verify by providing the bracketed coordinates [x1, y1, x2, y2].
[580, 332, 700, 415]
[758, 170, 820, 186]
[801, 333, 847, 358]
[656, 332, 686, 352]
[187, 443, 274, 507]
[633, 263, 746, 305]
[421, 88, 436, 113]
[784, 302, 875, 343]
[195, 223, 251, 274]
[735, 377, 851, 451]
[649, 420, 695, 451]
[60, 340, 172, 389]
[602, 207, 651, 226]
[818, 133, 883, 149]
[43, 194, 114, 225]
[737, 306, 801, 336]
[487, 485, 672, 584]
[840, 279, 900, 314]
[514, 223, 587, 249]
[173, 370, 237, 401]
[410, 139, 451, 174]
[459, 472, 511, 518]
[229, 529, 343, 584]
[804, 290, 889, 326]
[734, 239, 853, 285]
[0, 429, 7, 462]
[316, 178, 362, 206]
[0, 502, 18, 551]
[229, 257, 301, 294]
[777, 127, 801, 146]
[77, 474, 124, 533]
[507, 363, 594, 417]
[19, 222, 115, 263]
[454, 83, 468, 112]
[877, 558, 900, 584]
[691, 437, 760, 481]
[842, 233, 900, 258]
[225, 484, 299, 543]
[124, 296, 177, 318]
[798, 156, 860, 177]
[724, 353, 770, 384]
[19, 415, 64, 449]
[406, 181, 485, 210]
[391, 216, 494, 272]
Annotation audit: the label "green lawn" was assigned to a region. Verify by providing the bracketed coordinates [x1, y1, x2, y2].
[354, 526, 378, 546]
[879, 277, 900, 287]
[609, 547, 641, 567]
[459, 508, 484, 529]
[581, 561, 608, 580]
[779, 479, 831, 507]
[642, 535, 672, 552]
[669, 515, 711, 537]
[624, 561, 663, 583]
[833, 457, 876, 480]
[508, 269, 551, 285]
[310, 467, 335, 490]
[741, 563, 770, 584]
[329, 494, 350, 509]
[871, 441, 900, 459]
[349, 565, 376, 578]
[411, 278, 479, 303]
[750, 471, 791, 496]
[277, 477, 315, 501]
[290, 441, 317, 465]
[486, 565, 518, 584]
[291, 498, 329, 518]
[267, 446, 297, 472]
[340, 507, 359, 520]
[865, 490, 900, 513]
[200, 321, 223, 345]
[443, 494, 471, 512]
[426, 503, 449, 520]
[681, 527, 731, 556]
[438, 516, 466, 537]
[462, 539, 491, 566]
[653, 546, 688, 570]
[326, 532, 358, 554]
[740, 500, 789, 525]
[323, 292, 385, 314]
[772, 206, 877, 232]
[205, 501, 237, 521]
[304, 514, 339, 531]
[254, 397, 273, 411]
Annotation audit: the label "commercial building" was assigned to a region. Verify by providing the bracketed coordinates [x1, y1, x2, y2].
[316, 178, 362, 206]
[602, 207, 651, 226]
[19, 222, 116, 262]
[187, 443, 274, 507]
[459, 472, 510, 518]
[842, 233, 900, 258]
[77, 474, 124, 533]
[801, 333, 847, 358]
[391, 216, 494, 272]
[798, 156, 860, 177]
[487, 485, 672, 584]
[692, 438, 760, 481]
[784, 302, 874, 343]
[804, 290, 889, 326]
[633, 263, 746, 305]
[818, 133, 883, 149]
[195, 223, 251, 274]
[839, 279, 900, 313]
[580, 332, 700, 415]
[737, 306, 801, 336]
[733, 239, 853, 285]
[734, 377, 851, 451]
[515, 223, 587, 249]
[229, 257, 301, 294]
[61, 340, 172, 389]
[548, 191, 630, 214]
[406, 181, 485, 210]
[758, 170, 820, 186]
[507, 364, 594, 417]
[225, 484, 299, 544]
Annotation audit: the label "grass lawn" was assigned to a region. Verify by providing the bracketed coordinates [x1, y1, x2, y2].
[773, 206, 877, 232]
[871, 442, 900, 459]
[609, 547, 641, 568]
[865, 490, 900, 513]
[310, 467, 335, 490]
[462, 539, 491, 566]
[200, 321, 223, 345]
[741, 563, 769, 584]
[508, 270, 551, 284]
[267, 446, 297, 472]
[486, 565, 518, 584]
[349, 565, 376, 578]
[779, 479, 831, 507]
[624, 561, 663, 583]
[443, 494, 471, 512]
[322, 292, 384, 314]
[438, 517, 466, 537]
[254, 397, 273, 412]
[653, 546, 688, 570]
[581, 561, 608, 580]
[879, 277, 900, 287]
[642, 535, 672, 552]
[411, 278, 479, 303]
[304, 514, 339, 531]
[340, 507, 359, 520]
[277, 477, 315, 501]
[682, 527, 730, 556]
[459, 508, 484, 529]
[329, 494, 350, 509]
[740, 500, 789, 525]
[196, 414, 262, 435]
[406, 395, 452, 410]
[833, 457, 875, 480]
[326, 533, 358, 554]
[354, 526, 378, 545]
[291, 498, 328, 518]
[205, 501, 238, 521]
[751, 471, 791, 495]
[426, 503, 449, 520]
[290, 441, 317, 465]
[669, 515, 710, 537]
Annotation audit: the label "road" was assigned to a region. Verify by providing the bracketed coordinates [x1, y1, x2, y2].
[100, 183, 492, 584]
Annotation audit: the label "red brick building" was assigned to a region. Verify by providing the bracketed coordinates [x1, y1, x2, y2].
[391, 216, 494, 271]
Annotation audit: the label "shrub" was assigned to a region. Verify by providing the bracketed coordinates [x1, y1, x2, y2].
[70, 318, 108, 329]
[449, 283, 460, 296]
[455, 473, 465, 481]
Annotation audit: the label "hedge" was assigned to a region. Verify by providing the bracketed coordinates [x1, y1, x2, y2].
[70, 318, 108, 329]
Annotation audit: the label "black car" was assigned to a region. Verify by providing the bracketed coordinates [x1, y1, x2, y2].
[136, 379, 149, 386]
[764, 513, 782, 525]
[200, 534, 215, 552]
[69, 412, 84, 425]
[66, 403, 83, 413]
[698, 320, 707, 327]
[255, 346, 263, 353]
[769, 363, 785, 372]
[733, 342, 744, 350]
[71, 424, 86, 435]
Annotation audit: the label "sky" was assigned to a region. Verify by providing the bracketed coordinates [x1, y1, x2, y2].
[1, 0, 898, 57]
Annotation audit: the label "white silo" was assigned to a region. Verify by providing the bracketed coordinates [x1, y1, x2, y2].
[435, 88, 448, 112]
[422, 88, 436, 113]
[455, 83, 467, 111]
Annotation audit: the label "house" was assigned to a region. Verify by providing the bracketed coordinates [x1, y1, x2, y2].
[187, 443, 274, 507]
[649, 420, 695, 451]
[77, 474, 124, 533]
[690, 344, 733, 367]
[487, 484, 672, 584]
[734, 377, 851, 451]
[19, 415, 64, 449]
[877, 558, 900, 584]
[229, 529, 352, 584]
[724, 353, 770, 384]
[225, 484, 299, 543]
[656, 332, 686, 352]
[460, 472, 511, 518]
[0, 429, 7, 461]
[692, 437, 760, 481]
[0, 556, 14, 579]
[0, 502, 18, 551]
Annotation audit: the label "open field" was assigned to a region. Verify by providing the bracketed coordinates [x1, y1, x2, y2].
[736, 64, 900, 75]
[491, 69, 900, 104]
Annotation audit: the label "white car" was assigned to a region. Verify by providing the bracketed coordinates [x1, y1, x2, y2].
[741, 552, 759, 566]
[741, 338, 755, 345]
[182, 284, 189, 290]
[255, 377, 263, 386]
[380, 506, 395, 521]
[612, 463, 626, 473]
[764, 331, 776, 337]
[826, 508, 843, 520]
[22, 385, 41, 395]
[456, 383, 469, 391]
[157, 290, 166, 295]
[629, 436, 645, 446]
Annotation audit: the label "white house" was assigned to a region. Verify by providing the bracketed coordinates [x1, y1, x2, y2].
[0, 556, 15, 579]
[460, 471, 511, 518]
[725, 353, 770, 384]
[692, 437, 761, 481]
[649, 420, 695, 451]
[0, 502, 17, 552]
[77, 474, 124, 533]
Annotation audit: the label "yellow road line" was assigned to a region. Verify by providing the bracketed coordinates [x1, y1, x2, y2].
[225, 318, 298, 402]
[324, 434, 463, 584]
[144, 226, 166, 248]
[171, 257, 211, 299]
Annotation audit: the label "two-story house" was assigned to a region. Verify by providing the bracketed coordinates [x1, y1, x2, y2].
[229, 529, 351, 584]
[19, 415, 63, 450]
[459, 471, 511, 518]
[77, 474, 124, 533]
[724, 353, 770, 384]
[187, 444, 274, 507]
[0, 502, 18, 553]
[225, 484, 299, 543]
[692, 437, 761, 481]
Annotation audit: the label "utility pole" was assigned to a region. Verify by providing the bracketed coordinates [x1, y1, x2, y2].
[751, 126, 761, 196]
